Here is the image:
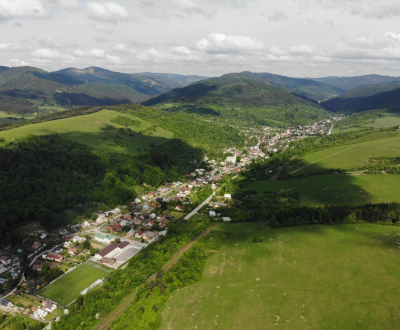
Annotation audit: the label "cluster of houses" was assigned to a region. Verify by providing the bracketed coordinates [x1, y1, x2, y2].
[0, 296, 57, 320]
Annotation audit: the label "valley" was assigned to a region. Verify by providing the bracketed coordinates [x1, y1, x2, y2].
[1, 66, 400, 330]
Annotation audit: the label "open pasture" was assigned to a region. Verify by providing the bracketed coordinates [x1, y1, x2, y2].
[247, 174, 400, 206]
[161, 222, 400, 330]
[0, 110, 173, 154]
[36, 263, 110, 306]
[288, 131, 400, 176]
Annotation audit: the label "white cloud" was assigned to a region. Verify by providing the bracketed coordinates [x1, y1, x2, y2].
[107, 54, 123, 64]
[310, 0, 400, 19]
[30, 48, 75, 64]
[32, 48, 63, 59]
[114, 43, 129, 53]
[93, 23, 115, 34]
[75, 48, 105, 58]
[288, 44, 316, 55]
[0, 43, 22, 51]
[33, 36, 76, 48]
[86, 2, 129, 23]
[196, 33, 264, 54]
[267, 11, 288, 21]
[0, 0, 50, 20]
[43, 0, 78, 10]
[172, 46, 191, 56]
[7, 58, 31, 66]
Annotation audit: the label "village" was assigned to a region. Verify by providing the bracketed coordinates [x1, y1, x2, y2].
[0, 117, 341, 326]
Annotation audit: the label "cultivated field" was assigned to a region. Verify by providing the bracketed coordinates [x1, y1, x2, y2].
[0, 110, 173, 154]
[247, 174, 400, 206]
[36, 263, 110, 306]
[161, 222, 400, 330]
[287, 131, 400, 176]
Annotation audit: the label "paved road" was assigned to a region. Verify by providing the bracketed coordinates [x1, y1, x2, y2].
[184, 174, 238, 220]
[328, 124, 334, 135]
[184, 193, 215, 220]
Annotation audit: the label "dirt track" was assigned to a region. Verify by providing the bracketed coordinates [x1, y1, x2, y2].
[94, 224, 220, 330]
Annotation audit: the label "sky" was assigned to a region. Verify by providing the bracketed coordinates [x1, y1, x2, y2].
[1, 0, 400, 77]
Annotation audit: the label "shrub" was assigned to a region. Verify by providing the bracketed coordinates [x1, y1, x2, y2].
[253, 235, 265, 243]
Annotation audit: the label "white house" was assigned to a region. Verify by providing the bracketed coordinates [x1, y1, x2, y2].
[226, 156, 236, 163]
[34, 309, 48, 319]
[82, 221, 90, 228]
[96, 216, 107, 224]
[209, 211, 216, 217]
[63, 241, 72, 248]
[150, 213, 156, 219]
[224, 194, 232, 199]
[94, 233, 116, 244]
[0, 256, 11, 265]
[43, 300, 56, 312]
[72, 236, 85, 243]
[222, 217, 231, 222]
[0, 298, 13, 308]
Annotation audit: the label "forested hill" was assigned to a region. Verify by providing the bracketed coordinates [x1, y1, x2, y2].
[313, 74, 400, 91]
[321, 85, 400, 113]
[0, 66, 149, 112]
[55, 67, 208, 95]
[240, 71, 345, 101]
[141, 73, 331, 126]
[0, 66, 208, 115]
[142, 73, 325, 108]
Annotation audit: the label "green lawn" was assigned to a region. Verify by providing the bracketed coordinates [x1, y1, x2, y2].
[0, 109, 173, 154]
[161, 222, 400, 330]
[36, 263, 110, 306]
[288, 131, 400, 176]
[247, 174, 400, 206]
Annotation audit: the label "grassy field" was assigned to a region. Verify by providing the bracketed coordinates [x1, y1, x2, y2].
[287, 131, 400, 176]
[36, 263, 110, 306]
[0, 109, 173, 154]
[334, 113, 400, 133]
[247, 174, 400, 206]
[161, 222, 400, 330]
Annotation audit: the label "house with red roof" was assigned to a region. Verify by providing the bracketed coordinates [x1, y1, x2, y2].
[135, 230, 144, 238]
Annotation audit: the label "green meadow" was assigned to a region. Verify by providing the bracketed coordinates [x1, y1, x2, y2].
[333, 113, 400, 133]
[288, 131, 400, 176]
[161, 222, 400, 330]
[247, 174, 400, 206]
[0, 109, 173, 154]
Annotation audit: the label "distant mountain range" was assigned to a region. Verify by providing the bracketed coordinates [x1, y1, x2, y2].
[0, 66, 209, 113]
[321, 81, 400, 113]
[313, 74, 400, 91]
[1, 65, 400, 117]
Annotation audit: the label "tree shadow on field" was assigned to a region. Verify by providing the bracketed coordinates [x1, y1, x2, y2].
[264, 161, 379, 207]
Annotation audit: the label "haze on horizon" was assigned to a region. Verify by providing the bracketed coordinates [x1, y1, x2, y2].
[0, 0, 400, 78]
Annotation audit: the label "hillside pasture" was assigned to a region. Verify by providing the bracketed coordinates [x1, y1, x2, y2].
[161, 222, 400, 330]
[287, 130, 400, 176]
[0, 109, 173, 154]
[36, 263, 110, 306]
[247, 174, 400, 206]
